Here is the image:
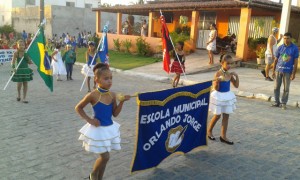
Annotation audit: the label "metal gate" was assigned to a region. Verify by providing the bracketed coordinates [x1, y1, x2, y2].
[197, 30, 210, 49]
[228, 16, 274, 38]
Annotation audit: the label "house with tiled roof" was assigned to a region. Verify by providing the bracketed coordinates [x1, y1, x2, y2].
[93, 0, 300, 60]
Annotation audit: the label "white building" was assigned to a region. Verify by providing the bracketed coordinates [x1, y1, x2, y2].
[1, 0, 100, 26]
[0, 0, 101, 38]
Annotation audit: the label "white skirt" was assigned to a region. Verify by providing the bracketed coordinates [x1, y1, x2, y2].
[81, 64, 95, 77]
[206, 41, 216, 51]
[78, 121, 121, 154]
[51, 59, 67, 75]
[209, 90, 236, 115]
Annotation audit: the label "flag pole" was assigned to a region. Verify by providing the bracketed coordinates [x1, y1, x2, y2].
[3, 19, 46, 90]
[79, 36, 103, 92]
[160, 10, 187, 80]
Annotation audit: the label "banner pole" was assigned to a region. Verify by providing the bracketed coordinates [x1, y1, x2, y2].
[3, 19, 46, 90]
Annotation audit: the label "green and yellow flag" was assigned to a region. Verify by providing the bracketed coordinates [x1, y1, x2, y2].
[27, 27, 53, 92]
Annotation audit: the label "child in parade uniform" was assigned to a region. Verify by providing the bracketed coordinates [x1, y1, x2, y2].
[63, 44, 76, 80]
[75, 63, 130, 180]
[207, 54, 239, 145]
[51, 44, 67, 81]
[81, 41, 100, 92]
[170, 41, 185, 88]
[11, 39, 33, 103]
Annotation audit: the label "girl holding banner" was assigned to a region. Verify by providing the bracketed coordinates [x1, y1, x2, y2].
[207, 54, 239, 145]
[75, 63, 130, 180]
[11, 39, 33, 103]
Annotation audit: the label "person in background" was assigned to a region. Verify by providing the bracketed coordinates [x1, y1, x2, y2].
[68, 36, 77, 52]
[261, 27, 283, 81]
[63, 44, 76, 80]
[206, 23, 217, 65]
[141, 20, 148, 37]
[51, 44, 67, 81]
[122, 21, 129, 35]
[22, 30, 28, 41]
[271, 32, 299, 110]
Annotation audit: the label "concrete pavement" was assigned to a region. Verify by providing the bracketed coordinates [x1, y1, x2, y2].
[0, 62, 299, 179]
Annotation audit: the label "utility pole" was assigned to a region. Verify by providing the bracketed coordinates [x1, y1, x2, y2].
[40, 0, 44, 23]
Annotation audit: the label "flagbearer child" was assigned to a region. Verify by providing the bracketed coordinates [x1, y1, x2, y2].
[75, 63, 130, 180]
[81, 41, 100, 92]
[11, 39, 33, 103]
[170, 41, 185, 88]
[63, 44, 76, 80]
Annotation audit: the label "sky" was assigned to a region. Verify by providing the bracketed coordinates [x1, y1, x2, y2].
[101, 0, 298, 6]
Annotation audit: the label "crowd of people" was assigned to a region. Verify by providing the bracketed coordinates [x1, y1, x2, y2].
[48, 31, 99, 51]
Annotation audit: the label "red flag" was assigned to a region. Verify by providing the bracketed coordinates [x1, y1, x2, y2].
[161, 15, 173, 73]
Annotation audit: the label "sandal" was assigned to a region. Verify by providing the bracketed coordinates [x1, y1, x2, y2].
[16, 97, 21, 101]
[208, 135, 216, 141]
[22, 100, 29, 103]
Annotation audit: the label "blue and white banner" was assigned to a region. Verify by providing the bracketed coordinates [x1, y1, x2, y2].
[131, 81, 212, 173]
[0, 49, 16, 63]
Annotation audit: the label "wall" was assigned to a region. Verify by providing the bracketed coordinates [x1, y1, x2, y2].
[11, 5, 97, 39]
[11, 6, 52, 38]
[289, 13, 300, 44]
[0, 0, 13, 26]
[216, 9, 239, 38]
[51, 5, 96, 37]
[35, 0, 99, 8]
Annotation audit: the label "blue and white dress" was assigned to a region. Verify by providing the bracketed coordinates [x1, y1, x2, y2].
[81, 54, 99, 77]
[209, 80, 236, 115]
[78, 89, 121, 154]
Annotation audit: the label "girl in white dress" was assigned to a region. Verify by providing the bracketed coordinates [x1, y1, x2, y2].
[75, 63, 130, 180]
[206, 23, 217, 65]
[51, 44, 67, 81]
[207, 54, 239, 145]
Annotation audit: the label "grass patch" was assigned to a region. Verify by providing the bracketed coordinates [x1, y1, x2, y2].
[75, 48, 161, 70]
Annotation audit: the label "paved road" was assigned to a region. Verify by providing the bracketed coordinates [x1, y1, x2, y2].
[0, 64, 299, 180]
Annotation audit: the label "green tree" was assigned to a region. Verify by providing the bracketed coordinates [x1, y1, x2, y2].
[0, 25, 15, 36]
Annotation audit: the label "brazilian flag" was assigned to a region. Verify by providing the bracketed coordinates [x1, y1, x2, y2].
[27, 27, 53, 92]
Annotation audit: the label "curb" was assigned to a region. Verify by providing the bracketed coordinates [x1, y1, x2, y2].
[74, 62, 299, 108]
